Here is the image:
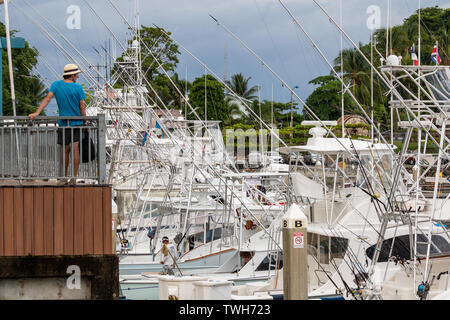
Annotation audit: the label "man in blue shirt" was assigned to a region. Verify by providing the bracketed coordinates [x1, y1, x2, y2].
[29, 64, 87, 185]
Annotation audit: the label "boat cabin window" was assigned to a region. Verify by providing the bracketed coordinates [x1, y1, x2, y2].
[307, 233, 348, 264]
[188, 228, 223, 247]
[366, 234, 450, 262]
[240, 251, 256, 268]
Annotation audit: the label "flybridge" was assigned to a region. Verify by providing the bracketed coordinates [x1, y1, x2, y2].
[282, 120, 395, 155]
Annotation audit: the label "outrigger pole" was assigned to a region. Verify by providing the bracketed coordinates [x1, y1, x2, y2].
[1, 0, 17, 116]
[1, 0, 22, 183]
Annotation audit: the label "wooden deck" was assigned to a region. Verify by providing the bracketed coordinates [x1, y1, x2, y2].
[0, 184, 113, 256]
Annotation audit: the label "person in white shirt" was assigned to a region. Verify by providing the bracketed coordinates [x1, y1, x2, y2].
[160, 236, 176, 275]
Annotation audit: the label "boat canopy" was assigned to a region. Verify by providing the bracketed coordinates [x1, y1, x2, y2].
[286, 137, 395, 155]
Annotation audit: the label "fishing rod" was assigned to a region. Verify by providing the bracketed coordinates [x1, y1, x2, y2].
[327, 227, 371, 286]
[206, 14, 414, 222]
[306, 240, 345, 296]
[96, 4, 245, 177]
[81, 2, 242, 175]
[205, 15, 398, 208]
[18, 2, 217, 242]
[328, 245, 363, 299]
[13, 2, 159, 140]
[126, 26, 330, 235]
[20, 1, 240, 250]
[346, 133, 388, 218]
[151, 24, 306, 165]
[275, 0, 397, 156]
[349, 126, 419, 235]
[318, 228, 363, 299]
[208, 14, 373, 164]
[334, 228, 369, 281]
[129, 73, 287, 255]
[20, 0, 108, 89]
[12, 2, 97, 88]
[341, 222, 370, 274]
[329, 227, 387, 300]
[309, 0, 450, 157]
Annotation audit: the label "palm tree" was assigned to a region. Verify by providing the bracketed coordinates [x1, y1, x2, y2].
[18, 75, 48, 115]
[335, 48, 388, 108]
[225, 73, 259, 124]
[225, 73, 259, 101]
[334, 48, 372, 107]
[169, 72, 191, 110]
[225, 98, 244, 125]
[27, 76, 48, 105]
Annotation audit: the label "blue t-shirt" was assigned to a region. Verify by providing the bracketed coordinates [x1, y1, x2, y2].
[50, 80, 86, 126]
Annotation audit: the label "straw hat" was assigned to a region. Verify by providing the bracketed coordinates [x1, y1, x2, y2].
[63, 64, 81, 76]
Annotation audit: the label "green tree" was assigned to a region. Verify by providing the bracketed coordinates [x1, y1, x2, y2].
[19, 75, 48, 113]
[113, 26, 182, 108]
[168, 72, 191, 109]
[152, 72, 191, 110]
[306, 7, 449, 129]
[224, 73, 260, 124]
[187, 74, 228, 124]
[377, 7, 450, 65]
[224, 97, 245, 122]
[242, 99, 296, 128]
[333, 47, 388, 125]
[305, 75, 355, 121]
[225, 73, 259, 101]
[0, 23, 47, 116]
[334, 48, 373, 109]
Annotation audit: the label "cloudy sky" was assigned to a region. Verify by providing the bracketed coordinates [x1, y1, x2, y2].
[2, 0, 449, 115]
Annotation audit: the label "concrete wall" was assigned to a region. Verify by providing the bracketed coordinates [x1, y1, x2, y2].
[0, 255, 119, 300]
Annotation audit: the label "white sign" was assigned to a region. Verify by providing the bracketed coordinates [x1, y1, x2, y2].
[283, 218, 307, 229]
[293, 232, 304, 249]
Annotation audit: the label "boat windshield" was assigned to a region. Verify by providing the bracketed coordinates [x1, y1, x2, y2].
[366, 234, 450, 262]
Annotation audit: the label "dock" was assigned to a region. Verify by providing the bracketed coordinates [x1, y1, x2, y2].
[0, 116, 119, 299]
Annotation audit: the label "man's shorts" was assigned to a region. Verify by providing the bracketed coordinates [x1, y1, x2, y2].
[57, 127, 82, 145]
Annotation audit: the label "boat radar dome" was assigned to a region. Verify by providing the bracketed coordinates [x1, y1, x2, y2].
[131, 40, 139, 49]
[386, 55, 402, 66]
[301, 120, 337, 139]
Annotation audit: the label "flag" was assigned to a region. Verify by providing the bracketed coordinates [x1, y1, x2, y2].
[431, 41, 442, 65]
[410, 44, 418, 66]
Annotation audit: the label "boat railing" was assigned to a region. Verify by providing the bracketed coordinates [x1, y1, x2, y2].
[0, 115, 106, 184]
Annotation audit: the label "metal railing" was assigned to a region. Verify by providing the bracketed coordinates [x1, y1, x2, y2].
[0, 115, 106, 184]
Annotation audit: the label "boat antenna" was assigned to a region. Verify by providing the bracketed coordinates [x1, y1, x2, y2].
[309, 0, 449, 161]
[208, 14, 373, 160]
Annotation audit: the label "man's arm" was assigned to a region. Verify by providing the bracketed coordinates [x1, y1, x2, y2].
[28, 92, 54, 119]
[79, 100, 87, 122]
[79, 100, 86, 117]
